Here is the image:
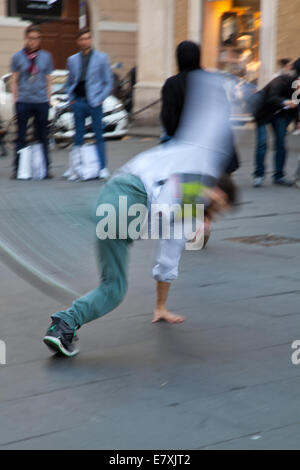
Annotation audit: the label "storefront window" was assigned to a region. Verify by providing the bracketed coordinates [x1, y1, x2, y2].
[202, 0, 261, 85]
[218, 1, 261, 83]
[7, 1, 64, 20]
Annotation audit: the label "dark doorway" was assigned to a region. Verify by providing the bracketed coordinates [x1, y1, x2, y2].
[39, 1, 88, 69]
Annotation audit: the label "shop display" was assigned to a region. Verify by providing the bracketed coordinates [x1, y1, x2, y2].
[218, 7, 261, 84]
[237, 34, 253, 49]
[220, 12, 238, 46]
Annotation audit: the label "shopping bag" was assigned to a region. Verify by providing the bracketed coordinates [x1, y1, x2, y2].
[17, 144, 47, 180]
[79, 144, 100, 180]
[66, 145, 100, 181]
[67, 146, 82, 180]
[17, 146, 32, 180]
[31, 143, 47, 180]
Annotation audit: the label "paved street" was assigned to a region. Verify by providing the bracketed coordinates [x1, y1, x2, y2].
[0, 129, 300, 450]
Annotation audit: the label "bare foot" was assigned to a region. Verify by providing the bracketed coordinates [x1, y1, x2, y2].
[152, 309, 185, 324]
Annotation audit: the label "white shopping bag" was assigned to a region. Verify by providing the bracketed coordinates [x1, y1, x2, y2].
[17, 144, 47, 180]
[67, 146, 82, 180]
[66, 145, 100, 181]
[17, 146, 32, 180]
[79, 144, 100, 180]
[31, 143, 47, 180]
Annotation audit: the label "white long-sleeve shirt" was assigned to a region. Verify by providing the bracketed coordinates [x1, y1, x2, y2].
[116, 70, 235, 282]
[118, 70, 234, 207]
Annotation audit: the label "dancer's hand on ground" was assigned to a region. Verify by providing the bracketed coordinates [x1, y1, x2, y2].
[152, 309, 185, 324]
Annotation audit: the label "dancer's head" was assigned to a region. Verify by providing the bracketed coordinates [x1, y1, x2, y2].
[205, 174, 238, 221]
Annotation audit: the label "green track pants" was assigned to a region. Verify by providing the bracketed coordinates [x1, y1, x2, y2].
[52, 174, 148, 329]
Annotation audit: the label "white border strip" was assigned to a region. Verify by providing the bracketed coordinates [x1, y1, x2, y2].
[98, 21, 137, 33]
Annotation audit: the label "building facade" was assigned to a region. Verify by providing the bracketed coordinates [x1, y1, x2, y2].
[0, 0, 300, 124]
[0, 0, 137, 77]
[134, 0, 291, 124]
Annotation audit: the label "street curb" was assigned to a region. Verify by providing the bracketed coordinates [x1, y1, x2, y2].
[126, 124, 256, 138]
[127, 126, 161, 138]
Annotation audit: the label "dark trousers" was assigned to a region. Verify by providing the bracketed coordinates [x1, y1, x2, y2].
[73, 98, 106, 169]
[14, 102, 50, 172]
[254, 113, 291, 180]
[0, 131, 7, 157]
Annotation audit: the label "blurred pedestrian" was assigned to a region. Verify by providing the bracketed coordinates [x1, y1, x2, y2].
[291, 58, 300, 135]
[124, 66, 136, 114]
[253, 61, 300, 187]
[275, 58, 293, 78]
[10, 24, 54, 179]
[161, 41, 239, 173]
[161, 41, 200, 141]
[66, 27, 113, 180]
[0, 121, 7, 157]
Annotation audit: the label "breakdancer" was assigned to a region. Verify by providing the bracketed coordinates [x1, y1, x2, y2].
[43, 70, 238, 357]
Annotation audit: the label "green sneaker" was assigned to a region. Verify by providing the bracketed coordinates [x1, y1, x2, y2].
[43, 318, 80, 357]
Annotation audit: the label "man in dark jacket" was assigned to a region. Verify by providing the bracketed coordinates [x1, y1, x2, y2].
[160, 41, 239, 173]
[253, 62, 300, 187]
[160, 42, 239, 247]
[161, 41, 200, 138]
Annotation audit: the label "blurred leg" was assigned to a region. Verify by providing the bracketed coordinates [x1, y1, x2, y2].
[52, 174, 148, 329]
[33, 102, 50, 171]
[254, 123, 268, 178]
[271, 114, 288, 181]
[52, 237, 130, 329]
[73, 98, 88, 147]
[15, 102, 32, 172]
[89, 104, 106, 169]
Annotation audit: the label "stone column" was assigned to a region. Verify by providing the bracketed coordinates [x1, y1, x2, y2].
[87, 0, 99, 49]
[0, 0, 5, 16]
[134, 0, 174, 126]
[259, 0, 278, 87]
[188, 0, 202, 44]
[276, 0, 300, 65]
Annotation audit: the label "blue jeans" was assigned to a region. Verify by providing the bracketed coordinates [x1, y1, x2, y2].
[73, 98, 106, 169]
[15, 102, 50, 172]
[254, 113, 291, 180]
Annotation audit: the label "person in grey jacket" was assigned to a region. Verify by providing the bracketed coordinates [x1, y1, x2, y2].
[66, 27, 113, 179]
[10, 24, 54, 179]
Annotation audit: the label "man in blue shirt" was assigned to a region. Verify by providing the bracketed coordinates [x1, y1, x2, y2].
[10, 24, 54, 179]
[66, 27, 113, 179]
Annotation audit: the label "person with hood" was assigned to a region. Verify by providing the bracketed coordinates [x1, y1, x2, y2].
[161, 41, 201, 140]
[160, 41, 239, 246]
[161, 41, 239, 170]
